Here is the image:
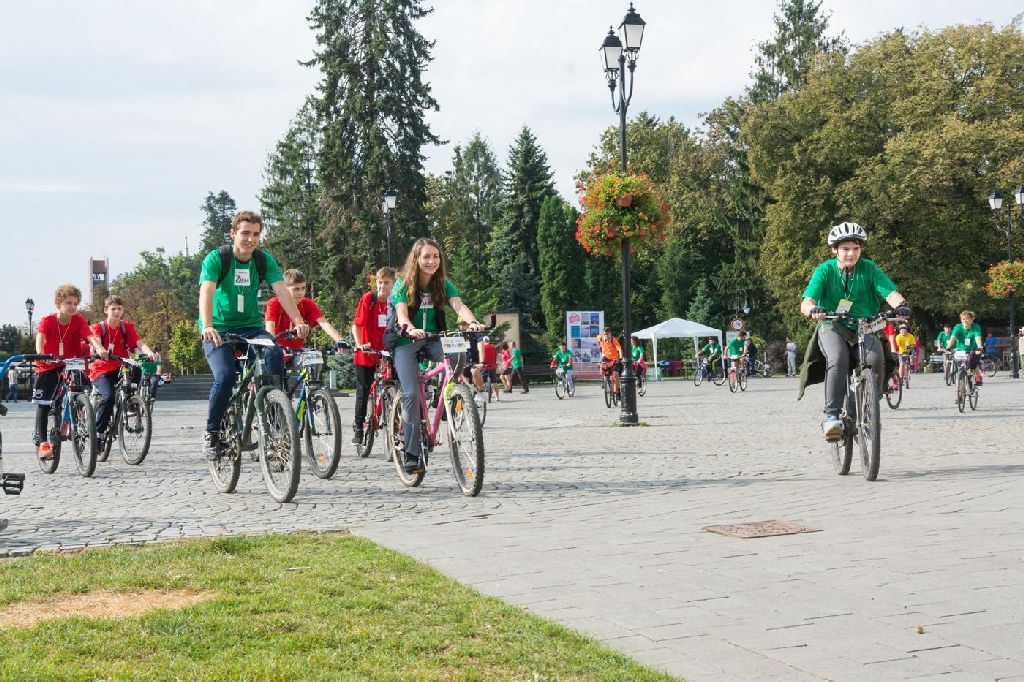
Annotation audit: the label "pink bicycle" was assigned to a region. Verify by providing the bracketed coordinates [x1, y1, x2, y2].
[385, 330, 485, 496]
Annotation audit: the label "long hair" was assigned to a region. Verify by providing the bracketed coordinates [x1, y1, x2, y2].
[400, 238, 450, 314]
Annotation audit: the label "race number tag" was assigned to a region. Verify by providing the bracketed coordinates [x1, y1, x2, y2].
[836, 298, 853, 315]
[234, 269, 251, 287]
[64, 358, 85, 371]
[301, 350, 323, 366]
[953, 351, 968, 362]
[441, 336, 469, 354]
[237, 295, 245, 313]
[377, 314, 387, 328]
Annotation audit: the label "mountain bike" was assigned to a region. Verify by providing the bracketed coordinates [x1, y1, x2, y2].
[0, 356, 32, 496]
[600, 360, 620, 408]
[750, 353, 775, 378]
[94, 355, 152, 465]
[553, 366, 575, 399]
[728, 358, 748, 393]
[209, 334, 301, 503]
[38, 356, 98, 477]
[355, 349, 398, 459]
[385, 330, 486, 497]
[824, 312, 896, 482]
[693, 357, 725, 386]
[883, 369, 902, 409]
[951, 350, 980, 413]
[288, 344, 344, 479]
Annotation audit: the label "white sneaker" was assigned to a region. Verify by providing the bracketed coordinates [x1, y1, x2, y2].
[821, 416, 843, 442]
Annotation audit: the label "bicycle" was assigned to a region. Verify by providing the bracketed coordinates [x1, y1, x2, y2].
[951, 350, 980, 413]
[287, 343, 344, 479]
[600, 360, 621, 408]
[553, 365, 575, 399]
[209, 334, 302, 503]
[728, 359, 748, 393]
[897, 353, 912, 388]
[883, 369, 902, 409]
[979, 354, 998, 378]
[824, 312, 896, 482]
[750, 353, 775, 378]
[385, 330, 485, 497]
[693, 357, 726, 386]
[943, 351, 955, 386]
[0, 355, 31, 496]
[37, 355, 98, 477]
[355, 348, 398, 459]
[93, 354, 152, 466]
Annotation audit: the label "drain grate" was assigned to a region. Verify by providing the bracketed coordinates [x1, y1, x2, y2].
[703, 519, 821, 539]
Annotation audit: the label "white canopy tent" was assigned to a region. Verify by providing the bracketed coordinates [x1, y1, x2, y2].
[632, 317, 724, 375]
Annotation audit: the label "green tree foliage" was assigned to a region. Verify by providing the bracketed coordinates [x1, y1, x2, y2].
[685, 279, 714, 327]
[199, 191, 237, 254]
[168, 320, 204, 374]
[0, 324, 22, 354]
[746, 23, 1024, 334]
[304, 0, 440, 317]
[488, 127, 555, 323]
[537, 195, 585, 345]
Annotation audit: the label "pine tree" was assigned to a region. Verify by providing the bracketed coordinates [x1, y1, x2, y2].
[305, 0, 440, 314]
[198, 191, 236, 254]
[537, 195, 584, 346]
[488, 126, 554, 323]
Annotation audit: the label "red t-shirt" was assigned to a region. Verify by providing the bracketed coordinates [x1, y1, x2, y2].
[352, 290, 389, 367]
[481, 343, 497, 369]
[35, 313, 93, 373]
[265, 296, 324, 349]
[89, 320, 141, 379]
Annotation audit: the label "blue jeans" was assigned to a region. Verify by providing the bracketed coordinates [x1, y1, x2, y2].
[92, 369, 120, 434]
[203, 327, 283, 433]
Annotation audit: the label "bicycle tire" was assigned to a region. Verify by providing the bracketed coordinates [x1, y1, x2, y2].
[857, 368, 881, 481]
[956, 373, 966, 413]
[831, 403, 854, 476]
[693, 367, 703, 387]
[728, 369, 737, 393]
[711, 366, 726, 386]
[356, 414, 375, 458]
[70, 393, 97, 478]
[98, 403, 115, 463]
[387, 388, 424, 487]
[257, 388, 302, 503]
[884, 374, 902, 409]
[210, 403, 242, 493]
[39, 407, 62, 474]
[968, 377, 979, 411]
[739, 370, 748, 392]
[555, 378, 565, 400]
[603, 378, 612, 407]
[944, 360, 954, 386]
[304, 386, 341, 479]
[983, 358, 997, 378]
[478, 392, 487, 427]
[902, 373, 910, 389]
[762, 362, 774, 378]
[119, 395, 152, 465]
[447, 384, 485, 497]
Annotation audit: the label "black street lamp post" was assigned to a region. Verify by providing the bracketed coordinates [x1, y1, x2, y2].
[600, 3, 645, 426]
[382, 190, 398, 268]
[988, 188, 1021, 379]
[25, 298, 34, 338]
[305, 158, 317, 298]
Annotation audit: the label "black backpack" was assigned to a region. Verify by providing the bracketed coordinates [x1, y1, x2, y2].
[216, 245, 267, 286]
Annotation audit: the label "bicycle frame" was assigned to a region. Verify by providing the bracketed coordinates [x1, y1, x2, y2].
[227, 345, 274, 455]
[416, 356, 458, 449]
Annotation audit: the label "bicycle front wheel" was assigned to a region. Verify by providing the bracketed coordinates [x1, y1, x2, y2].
[119, 395, 152, 465]
[693, 368, 703, 387]
[555, 378, 565, 399]
[71, 393, 97, 478]
[257, 388, 302, 503]
[39, 407, 62, 474]
[387, 388, 424, 488]
[857, 368, 881, 481]
[885, 374, 902, 409]
[210, 403, 242, 493]
[447, 384, 484, 497]
[968, 377, 979, 410]
[304, 386, 341, 479]
[956, 373, 966, 413]
[944, 361, 954, 386]
[603, 379, 612, 407]
[739, 370, 748, 392]
[711, 366, 726, 386]
[728, 369, 737, 393]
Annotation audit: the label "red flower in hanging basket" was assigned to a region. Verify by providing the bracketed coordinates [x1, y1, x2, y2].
[985, 260, 1024, 299]
[576, 170, 670, 258]
[615, 192, 633, 208]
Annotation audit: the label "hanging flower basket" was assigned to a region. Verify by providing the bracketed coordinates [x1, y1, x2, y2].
[576, 169, 670, 258]
[985, 260, 1024, 299]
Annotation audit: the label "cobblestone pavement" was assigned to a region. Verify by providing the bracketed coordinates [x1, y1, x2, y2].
[1, 374, 1021, 681]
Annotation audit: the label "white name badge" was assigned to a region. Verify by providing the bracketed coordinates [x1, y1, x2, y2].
[234, 269, 251, 287]
[420, 293, 433, 309]
[441, 336, 469, 354]
[836, 298, 853, 315]
[377, 314, 388, 328]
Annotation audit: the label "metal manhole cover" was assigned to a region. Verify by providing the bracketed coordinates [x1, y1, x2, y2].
[703, 519, 821, 539]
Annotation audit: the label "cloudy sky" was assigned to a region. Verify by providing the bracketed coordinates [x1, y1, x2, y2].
[1, 1, 1019, 326]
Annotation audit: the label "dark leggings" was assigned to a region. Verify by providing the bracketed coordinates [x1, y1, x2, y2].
[353, 363, 375, 428]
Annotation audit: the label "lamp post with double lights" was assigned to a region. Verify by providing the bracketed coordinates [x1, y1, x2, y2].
[382, 190, 398, 268]
[988, 187, 1022, 379]
[600, 3, 646, 426]
[25, 298, 35, 338]
[305, 158, 317, 298]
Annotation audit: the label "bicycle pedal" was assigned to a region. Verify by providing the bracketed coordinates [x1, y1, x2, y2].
[2, 472, 25, 495]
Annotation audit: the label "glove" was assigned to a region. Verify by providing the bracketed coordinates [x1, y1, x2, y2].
[894, 305, 912, 318]
[335, 340, 351, 351]
[809, 306, 826, 317]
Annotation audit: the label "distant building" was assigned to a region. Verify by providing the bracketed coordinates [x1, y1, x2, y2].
[89, 258, 109, 306]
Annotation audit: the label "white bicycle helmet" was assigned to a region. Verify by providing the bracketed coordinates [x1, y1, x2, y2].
[827, 222, 867, 246]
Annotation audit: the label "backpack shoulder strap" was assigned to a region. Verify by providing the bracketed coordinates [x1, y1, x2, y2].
[369, 290, 378, 304]
[216, 245, 233, 286]
[253, 249, 267, 284]
[100, 321, 108, 345]
[120, 321, 128, 345]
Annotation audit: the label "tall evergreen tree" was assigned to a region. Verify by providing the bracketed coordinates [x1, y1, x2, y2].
[537, 195, 584, 345]
[198, 191, 237, 254]
[305, 0, 440, 315]
[488, 126, 554, 323]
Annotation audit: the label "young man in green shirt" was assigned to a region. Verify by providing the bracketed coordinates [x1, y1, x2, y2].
[801, 222, 910, 441]
[552, 341, 574, 392]
[726, 332, 749, 376]
[695, 337, 722, 379]
[198, 211, 310, 461]
[509, 341, 528, 393]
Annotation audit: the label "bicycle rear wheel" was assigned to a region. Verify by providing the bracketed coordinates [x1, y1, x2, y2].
[711, 366, 726, 386]
[447, 384, 484, 497]
[944, 360, 954, 386]
[387, 388, 424, 488]
[71, 393, 97, 478]
[257, 388, 302, 503]
[884, 373, 902, 409]
[304, 386, 341, 479]
[857, 368, 881, 481]
[956, 373, 966, 413]
[210, 403, 242, 493]
[119, 395, 152, 465]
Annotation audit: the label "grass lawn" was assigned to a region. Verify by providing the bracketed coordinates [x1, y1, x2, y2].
[0, 533, 676, 680]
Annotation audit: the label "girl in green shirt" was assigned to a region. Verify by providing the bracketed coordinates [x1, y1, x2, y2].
[945, 310, 984, 387]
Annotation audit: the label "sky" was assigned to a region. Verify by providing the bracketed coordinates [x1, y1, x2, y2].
[1, 0, 1020, 327]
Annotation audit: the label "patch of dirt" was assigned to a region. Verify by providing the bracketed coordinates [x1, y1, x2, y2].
[0, 589, 215, 629]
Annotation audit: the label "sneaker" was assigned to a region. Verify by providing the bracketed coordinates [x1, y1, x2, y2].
[37, 442, 54, 461]
[351, 427, 364, 445]
[821, 415, 843, 442]
[975, 376, 982, 386]
[403, 452, 422, 474]
[203, 432, 221, 461]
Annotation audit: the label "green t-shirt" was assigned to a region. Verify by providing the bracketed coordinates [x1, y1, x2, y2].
[198, 249, 284, 332]
[139, 356, 160, 375]
[631, 345, 644, 361]
[802, 258, 897, 329]
[936, 331, 950, 349]
[727, 338, 747, 357]
[553, 349, 573, 369]
[511, 347, 523, 369]
[389, 276, 461, 347]
[700, 342, 721, 360]
[950, 323, 982, 352]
